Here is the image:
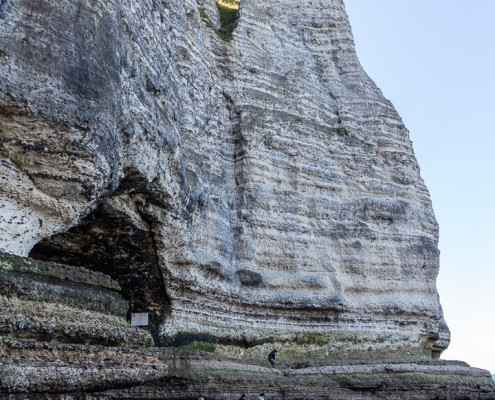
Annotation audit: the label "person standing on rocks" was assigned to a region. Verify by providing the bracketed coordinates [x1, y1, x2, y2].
[238, 394, 247, 400]
[257, 393, 265, 400]
[268, 349, 277, 368]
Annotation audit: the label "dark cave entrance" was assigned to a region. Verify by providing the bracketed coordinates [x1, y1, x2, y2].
[29, 200, 170, 345]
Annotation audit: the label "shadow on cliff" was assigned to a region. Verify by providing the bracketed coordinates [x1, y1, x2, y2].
[29, 188, 171, 345]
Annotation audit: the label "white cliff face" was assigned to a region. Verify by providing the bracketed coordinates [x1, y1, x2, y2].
[0, 0, 449, 358]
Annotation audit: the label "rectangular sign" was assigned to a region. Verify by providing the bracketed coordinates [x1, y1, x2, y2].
[131, 312, 149, 326]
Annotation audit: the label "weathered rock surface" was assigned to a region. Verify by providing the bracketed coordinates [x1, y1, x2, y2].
[0, 254, 494, 399]
[93, 359, 495, 400]
[4, 342, 494, 399]
[0, 0, 489, 396]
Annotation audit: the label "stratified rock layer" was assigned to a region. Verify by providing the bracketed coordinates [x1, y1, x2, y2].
[1, 0, 447, 363]
[1, 254, 494, 399]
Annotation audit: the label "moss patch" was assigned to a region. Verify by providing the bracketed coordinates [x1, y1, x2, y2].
[331, 127, 350, 137]
[0, 252, 120, 291]
[0, 253, 39, 275]
[178, 341, 216, 353]
[0, 259, 14, 274]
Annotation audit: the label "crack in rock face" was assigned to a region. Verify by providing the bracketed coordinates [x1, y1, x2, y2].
[0, 0, 450, 361]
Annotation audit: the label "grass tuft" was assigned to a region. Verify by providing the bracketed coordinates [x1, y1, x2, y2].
[216, 3, 238, 41]
[178, 341, 216, 353]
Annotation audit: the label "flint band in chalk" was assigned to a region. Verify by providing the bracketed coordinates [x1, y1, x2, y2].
[131, 313, 149, 326]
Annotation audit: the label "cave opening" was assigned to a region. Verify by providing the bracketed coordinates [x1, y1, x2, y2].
[29, 199, 170, 346]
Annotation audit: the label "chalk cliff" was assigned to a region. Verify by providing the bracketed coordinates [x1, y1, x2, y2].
[0, 0, 449, 358]
[1, 0, 490, 398]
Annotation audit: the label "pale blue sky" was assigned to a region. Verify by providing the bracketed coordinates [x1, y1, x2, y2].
[344, 1, 495, 373]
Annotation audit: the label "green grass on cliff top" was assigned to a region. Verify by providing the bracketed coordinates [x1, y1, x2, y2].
[215, 0, 239, 41]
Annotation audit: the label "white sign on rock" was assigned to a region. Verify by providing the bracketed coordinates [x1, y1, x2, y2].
[131, 313, 149, 326]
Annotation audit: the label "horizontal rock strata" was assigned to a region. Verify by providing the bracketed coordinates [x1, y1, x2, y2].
[0, 252, 153, 347]
[0, 1, 488, 399]
[106, 360, 495, 400]
[2, 349, 494, 399]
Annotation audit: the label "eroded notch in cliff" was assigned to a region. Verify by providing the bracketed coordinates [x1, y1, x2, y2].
[29, 196, 170, 345]
[216, 0, 240, 36]
[200, 0, 240, 41]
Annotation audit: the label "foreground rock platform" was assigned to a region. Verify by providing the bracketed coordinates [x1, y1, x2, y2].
[0, 0, 492, 397]
[2, 347, 494, 399]
[1, 252, 494, 399]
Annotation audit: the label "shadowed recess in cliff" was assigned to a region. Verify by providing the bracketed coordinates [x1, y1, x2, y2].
[29, 199, 170, 345]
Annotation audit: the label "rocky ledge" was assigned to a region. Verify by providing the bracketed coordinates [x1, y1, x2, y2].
[1, 252, 494, 399]
[2, 347, 495, 399]
[0, 252, 152, 347]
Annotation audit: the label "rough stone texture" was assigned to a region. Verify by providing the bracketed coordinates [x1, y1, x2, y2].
[29, 199, 172, 343]
[0, 254, 494, 398]
[2, 349, 495, 399]
[101, 360, 495, 400]
[1, 0, 492, 375]
[0, 252, 153, 347]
